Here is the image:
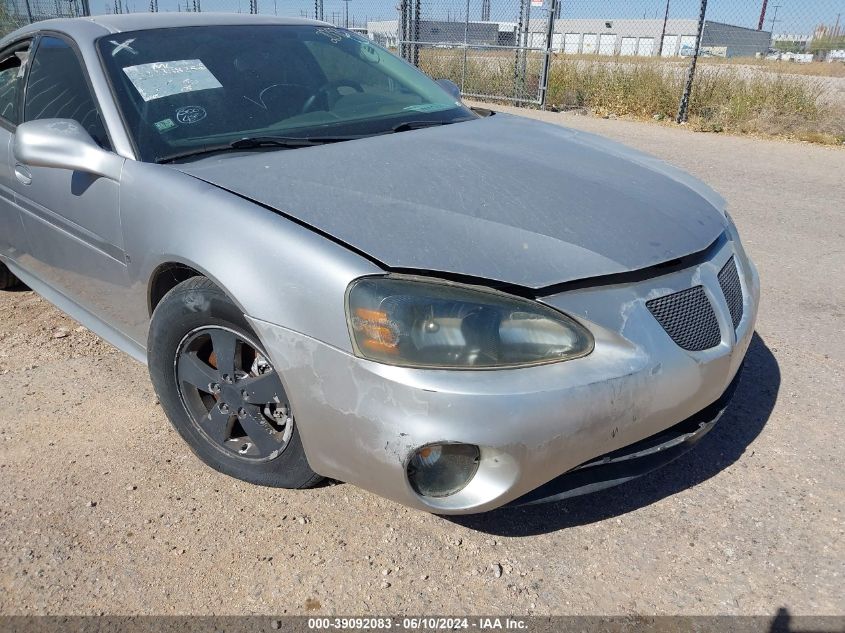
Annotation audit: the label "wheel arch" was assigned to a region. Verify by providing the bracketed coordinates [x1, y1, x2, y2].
[147, 259, 251, 320]
[148, 262, 203, 315]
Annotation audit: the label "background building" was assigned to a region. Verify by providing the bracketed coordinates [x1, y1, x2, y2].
[367, 17, 772, 58]
[527, 18, 772, 57]
[367, 19, 502, 48]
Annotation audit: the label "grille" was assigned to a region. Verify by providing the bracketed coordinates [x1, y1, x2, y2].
[718, 256, 744, 330]
[646, 286, 721, 351]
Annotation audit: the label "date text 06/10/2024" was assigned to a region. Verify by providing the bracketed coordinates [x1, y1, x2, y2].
[306, 617, 528, 630]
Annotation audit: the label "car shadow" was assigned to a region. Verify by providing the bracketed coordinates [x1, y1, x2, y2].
[4, 283, 31, 292]
[448, 332, 780, 536]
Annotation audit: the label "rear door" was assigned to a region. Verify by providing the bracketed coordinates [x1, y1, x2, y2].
[0, 39, 31, 262]
[10, 33, 129, 323]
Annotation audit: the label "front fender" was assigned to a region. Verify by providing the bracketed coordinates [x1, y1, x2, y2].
[118, 160, 382, 353]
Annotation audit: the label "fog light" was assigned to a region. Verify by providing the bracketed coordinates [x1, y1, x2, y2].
[407, 443, 480, 498]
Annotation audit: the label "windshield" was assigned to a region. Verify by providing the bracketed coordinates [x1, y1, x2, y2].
[96, 25, 476, 162]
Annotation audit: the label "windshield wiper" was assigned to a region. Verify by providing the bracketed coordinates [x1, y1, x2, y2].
[157, 120, 474, 163]
[391, 120, 451, 133]
[230, 135, 360, 149]
[156, 135, 359, 163]
[390, 117, 477, 134]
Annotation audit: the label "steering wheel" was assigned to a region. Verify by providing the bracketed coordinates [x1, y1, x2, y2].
[301, 79, 364, 114]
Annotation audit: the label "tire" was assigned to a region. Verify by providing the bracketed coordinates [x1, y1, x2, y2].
[147, 276, 323, 489]
[0, 263, 20, 290]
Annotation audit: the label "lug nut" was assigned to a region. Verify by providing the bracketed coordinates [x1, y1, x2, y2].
[237, 408, 246, 418]
[210, 383, 220, 394]
[219, 403, 230, 414]
[222, 374, 232, 384]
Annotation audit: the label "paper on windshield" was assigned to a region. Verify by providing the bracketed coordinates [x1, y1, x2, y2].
[123, 59, 222, 102]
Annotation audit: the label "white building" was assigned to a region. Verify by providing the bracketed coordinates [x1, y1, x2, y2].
[367, 17, 772, 58]
[526, 19, 772, 58]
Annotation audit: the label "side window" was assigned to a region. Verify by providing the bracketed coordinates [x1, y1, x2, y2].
[0, 44, 29, 125]
[24, 36, 109, 148]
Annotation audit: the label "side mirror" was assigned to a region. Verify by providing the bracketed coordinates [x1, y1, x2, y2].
[14, 119, 123, 181]
[436, 78, 462, 100]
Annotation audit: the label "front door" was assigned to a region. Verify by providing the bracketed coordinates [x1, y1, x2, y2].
[10, 34, 129, 325]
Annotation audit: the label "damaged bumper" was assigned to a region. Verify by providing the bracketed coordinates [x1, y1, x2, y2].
[248, 231, 760, 514]
[507, 365, 742, 506]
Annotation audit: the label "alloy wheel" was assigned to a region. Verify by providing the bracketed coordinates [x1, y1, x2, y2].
[174, 326, 293, 461]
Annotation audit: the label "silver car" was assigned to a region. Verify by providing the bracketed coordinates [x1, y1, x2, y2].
[0, 14, 759, 514]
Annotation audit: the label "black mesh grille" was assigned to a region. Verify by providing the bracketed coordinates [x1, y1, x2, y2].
[718, 256, 743, 330]
[646, 286, 721, 351]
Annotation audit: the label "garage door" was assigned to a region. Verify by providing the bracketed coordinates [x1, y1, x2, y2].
[598, 33, 616, 55]
[660, 34, 678, 57]
[582, 33, 598, 54]
[679, 35, 697, 56]
[528, 32, 546, 48]
[620, 37, 637, 56]
[563, 33, 580, 54]
[637, 37, 655, 56]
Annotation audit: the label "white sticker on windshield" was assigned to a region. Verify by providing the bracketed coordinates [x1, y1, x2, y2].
[175, 105, 207, 124]
[122, 59, 222, 102]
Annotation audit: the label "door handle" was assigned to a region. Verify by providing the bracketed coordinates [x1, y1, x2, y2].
[14, 163, 32, 186]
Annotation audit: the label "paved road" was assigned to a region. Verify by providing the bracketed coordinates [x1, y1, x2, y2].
[1, 108, 843, 616]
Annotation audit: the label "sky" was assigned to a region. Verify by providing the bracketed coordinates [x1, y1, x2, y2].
[21, 0, 845, 36]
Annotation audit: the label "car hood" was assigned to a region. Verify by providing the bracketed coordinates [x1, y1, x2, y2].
[175, 113, 727, 289]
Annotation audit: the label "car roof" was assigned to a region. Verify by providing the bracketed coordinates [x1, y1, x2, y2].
[1, 13, 326, 45]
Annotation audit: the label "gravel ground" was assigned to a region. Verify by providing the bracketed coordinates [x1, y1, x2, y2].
[0, 109, 843, 616]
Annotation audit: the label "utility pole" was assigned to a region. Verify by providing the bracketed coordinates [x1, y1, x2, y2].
[658, 0, 670, 56]
[342, 0, 350, 28]
[768, 4, 781, 33]
[757, 0, 768, 31]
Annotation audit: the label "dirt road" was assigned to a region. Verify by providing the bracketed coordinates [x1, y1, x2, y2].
[1, 109, 843, 616]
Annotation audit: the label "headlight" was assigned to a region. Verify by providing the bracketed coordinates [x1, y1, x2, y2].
[346, 276, 593, 369]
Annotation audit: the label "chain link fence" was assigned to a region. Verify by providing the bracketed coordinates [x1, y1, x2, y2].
[1, 0, 844, 142]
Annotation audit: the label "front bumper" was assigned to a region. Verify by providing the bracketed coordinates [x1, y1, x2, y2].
[508, 364, 742, 506]
[249, 230, 760, 514]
